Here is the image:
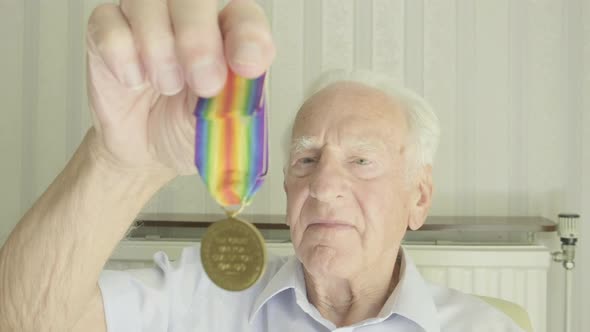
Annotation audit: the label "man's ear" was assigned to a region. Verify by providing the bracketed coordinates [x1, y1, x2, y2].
[408, 165, 433, 230]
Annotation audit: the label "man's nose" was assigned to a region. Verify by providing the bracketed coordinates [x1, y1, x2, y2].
[309, 157, 349, 203]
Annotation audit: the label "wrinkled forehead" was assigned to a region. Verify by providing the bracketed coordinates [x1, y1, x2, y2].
[291, 81, 409, 148]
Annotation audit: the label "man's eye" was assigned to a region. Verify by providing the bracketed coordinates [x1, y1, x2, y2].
[354, 158, 371, 165]
[298, 157, 317, 165]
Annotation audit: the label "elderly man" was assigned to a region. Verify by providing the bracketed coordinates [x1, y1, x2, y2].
[0, 1, 524, 331]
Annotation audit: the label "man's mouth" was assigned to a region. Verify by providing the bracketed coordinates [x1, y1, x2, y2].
[307, 219, 354, 229]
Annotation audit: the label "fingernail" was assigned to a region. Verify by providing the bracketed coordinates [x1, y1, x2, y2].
[157, 64, 183, 95]
[123, 63, 144, 89]
[233, 42, 262, 67]
[190, 58, 224, 96]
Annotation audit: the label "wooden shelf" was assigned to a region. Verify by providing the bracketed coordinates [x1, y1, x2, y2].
[134, 213, 557, 233]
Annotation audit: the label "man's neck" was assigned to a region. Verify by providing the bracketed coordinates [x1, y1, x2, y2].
[303, 253, 402, 328]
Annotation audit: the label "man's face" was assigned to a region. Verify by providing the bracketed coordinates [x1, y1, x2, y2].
[284, 82, 431, 278]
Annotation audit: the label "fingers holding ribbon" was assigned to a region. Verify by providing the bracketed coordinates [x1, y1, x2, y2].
[87, 4, 145, 90]
[168, 0, 228, 97]
[219, 0, 276, 79]
[119, 0, 185, 96]
[90, 0, 274, 97]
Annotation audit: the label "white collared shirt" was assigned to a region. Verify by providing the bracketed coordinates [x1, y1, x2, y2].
[99, 246, 524, 332]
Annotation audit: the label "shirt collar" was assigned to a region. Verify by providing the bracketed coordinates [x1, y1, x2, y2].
[249, 247, 440, 332]
[248, 255, 306, 322]
[382, 248, 440, 332]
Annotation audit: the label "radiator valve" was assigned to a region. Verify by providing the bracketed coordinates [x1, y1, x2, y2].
[552, 213, 580, 270]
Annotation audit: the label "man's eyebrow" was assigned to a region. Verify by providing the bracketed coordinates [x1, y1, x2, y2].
[290, 136, 320, 154]
[289, 136, 385, 154]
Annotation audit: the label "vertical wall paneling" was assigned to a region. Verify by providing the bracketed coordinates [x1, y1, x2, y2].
[372, 0, 405, 83]
[580, 3, 590, 332]
[455, 0, 477, 216]
[19, 0, 40, 214]
[564, 1, 585, 331]
[473, 0, 510, 215]
[0, 1, 24, 236]
[303, 0, 323, 92]
[403, 0, 424, 94]
[353, 0, 373, 70]
[528, 3, 567, 328]
[268, 0, 305, 158]
[564, 0, 584, 210]
[424, 0, 457, 215]
[321, 0, 354, 71]
[526, 0, 568, 219]
[507, 0, 529, 216]
[37, 0, 68, 200]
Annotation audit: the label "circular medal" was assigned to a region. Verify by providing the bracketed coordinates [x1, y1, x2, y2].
[200, 217, 267, 291]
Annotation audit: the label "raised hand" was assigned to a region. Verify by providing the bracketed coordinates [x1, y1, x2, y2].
[85, 0, 275, 175]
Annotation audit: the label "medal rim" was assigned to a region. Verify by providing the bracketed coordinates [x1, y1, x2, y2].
[200, 217, 267, 291]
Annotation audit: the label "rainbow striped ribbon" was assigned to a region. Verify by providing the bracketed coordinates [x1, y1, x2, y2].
[194, 71, 268, 209]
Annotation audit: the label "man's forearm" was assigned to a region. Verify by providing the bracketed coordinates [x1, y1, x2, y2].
[0, 129, 175, 331]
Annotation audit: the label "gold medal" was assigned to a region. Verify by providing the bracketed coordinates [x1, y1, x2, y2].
[200, 217, 267, 291]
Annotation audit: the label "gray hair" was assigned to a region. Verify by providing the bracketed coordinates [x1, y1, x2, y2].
[283, 69, 440, 171]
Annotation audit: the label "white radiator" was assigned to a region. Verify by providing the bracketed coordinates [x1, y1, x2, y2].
[107, 242, 550, 332]
[409, 245, 549, 332]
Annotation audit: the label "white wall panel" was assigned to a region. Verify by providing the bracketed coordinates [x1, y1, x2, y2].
[526, 0, 570, 221]
[472, 0, 510, 215]
[507, 0, 530, 216]
[454, 0, 478, 216]
[578, 2, 589, 332]
[372, 0, 405, 82]
[403, 0, 424, 94]
[302, 0, 323, 89]
[322, 0, 355, 70]
[0, 0, 24, 239]
[18, 0, 40, 224]
[353, 0, 373, 70]
[424, 0, 457, 215]
[37, 0, 68, 198]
